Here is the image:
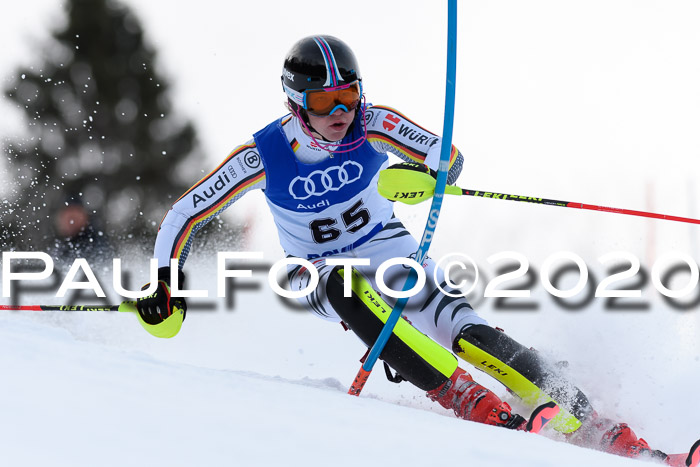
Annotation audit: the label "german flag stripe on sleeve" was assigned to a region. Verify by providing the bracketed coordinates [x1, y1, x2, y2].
[367, 132, 459, 168]
[367, 131, 429, 163]
[448, 144, 458, 167]
[174, 143, 257, 203]
[367, 105, 459, 168]
[370, 105, 436, 135]
[170, 170, 265, 262]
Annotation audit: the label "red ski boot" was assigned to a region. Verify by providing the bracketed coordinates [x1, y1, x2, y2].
[566, 413, 698, 466]
[602, 424, 654, 457]
[599, 423, 671, 464]
[427, 367, 526, 429]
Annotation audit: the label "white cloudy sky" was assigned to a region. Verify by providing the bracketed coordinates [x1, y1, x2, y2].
[1, 1, 699, 260]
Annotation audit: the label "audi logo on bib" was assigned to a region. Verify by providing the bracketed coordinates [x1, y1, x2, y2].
[289, 161, 363, 200]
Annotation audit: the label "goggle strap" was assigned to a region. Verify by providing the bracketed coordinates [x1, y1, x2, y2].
[283, 83, 305, 108]
[292, 97, 368, 155]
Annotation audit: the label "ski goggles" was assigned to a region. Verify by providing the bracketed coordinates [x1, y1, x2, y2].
[284, 80, 363, 116]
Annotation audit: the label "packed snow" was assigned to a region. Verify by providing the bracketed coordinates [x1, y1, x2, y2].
[0, 248, 697, 466]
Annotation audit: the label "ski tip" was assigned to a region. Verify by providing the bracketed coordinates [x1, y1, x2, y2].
[526, 401, 560, 434]
[686, 439, 700, 467]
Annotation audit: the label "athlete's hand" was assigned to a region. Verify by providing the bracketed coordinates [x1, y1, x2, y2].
[387, 162, 438, 178]
[377, 162, 438, 205]
[136, 267, 187, 325]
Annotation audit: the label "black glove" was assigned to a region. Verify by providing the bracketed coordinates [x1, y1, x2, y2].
[136, 267, 187, 325]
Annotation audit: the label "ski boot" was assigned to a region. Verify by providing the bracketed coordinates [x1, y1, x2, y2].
[600, 423, 700, 467]
[568, 414, 693, 466]
[600, 423, 669, 462]
[427, 367, 527, 429]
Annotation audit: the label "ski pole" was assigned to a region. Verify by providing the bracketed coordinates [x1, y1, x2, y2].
[378, 166, 700, 226]
[460, 188, 700, 225]
[460, 188, 700, 224]
[0, 304, 123, 312]
[0, 301, 184, 338]
[347, 0, 458, 396]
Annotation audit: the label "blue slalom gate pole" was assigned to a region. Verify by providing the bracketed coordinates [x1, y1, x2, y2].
[349, 0, 458, 395]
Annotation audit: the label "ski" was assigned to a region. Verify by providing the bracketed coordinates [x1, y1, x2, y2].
[525, 401, 561, 434]
[665, 439, 700, 467]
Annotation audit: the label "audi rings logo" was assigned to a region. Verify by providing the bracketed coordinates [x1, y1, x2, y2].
[289, 161, 363, 200]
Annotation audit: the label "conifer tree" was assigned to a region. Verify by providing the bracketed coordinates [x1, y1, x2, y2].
[2, 0, 202, 257]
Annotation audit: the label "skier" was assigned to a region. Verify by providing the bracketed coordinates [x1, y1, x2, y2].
[136, 35, 691, 465]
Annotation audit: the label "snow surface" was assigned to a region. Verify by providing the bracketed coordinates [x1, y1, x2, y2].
[0, 252, 697, 467]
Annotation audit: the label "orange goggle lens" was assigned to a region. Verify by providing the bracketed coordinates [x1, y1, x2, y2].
[304, 81, 362, 116]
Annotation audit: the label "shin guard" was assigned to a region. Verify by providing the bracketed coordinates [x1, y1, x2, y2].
[327, 266, 457, 391]
[453, 324, 593, 433]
